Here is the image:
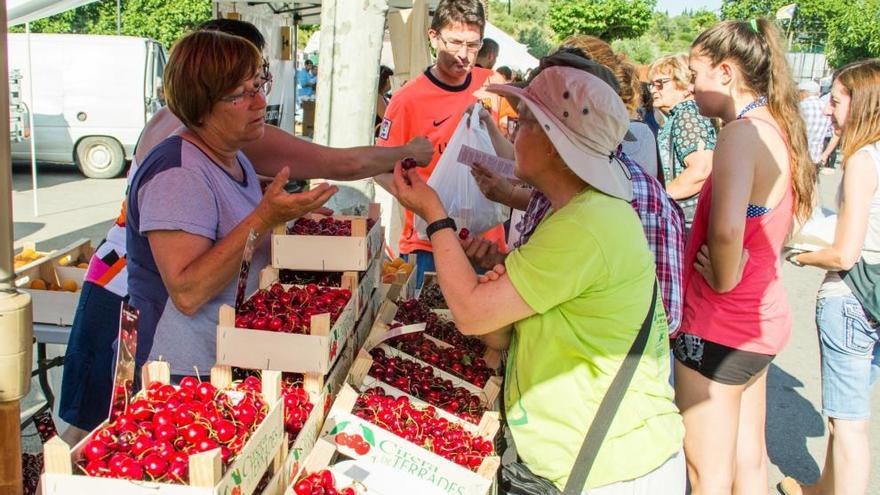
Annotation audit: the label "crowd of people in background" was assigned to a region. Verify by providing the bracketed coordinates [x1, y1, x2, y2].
[55, 0, 880, 494]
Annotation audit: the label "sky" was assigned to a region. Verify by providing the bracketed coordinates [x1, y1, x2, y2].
[656, 0, 723, 15]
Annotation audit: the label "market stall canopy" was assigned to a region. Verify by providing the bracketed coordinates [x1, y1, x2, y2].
[7, 0, 98, 26]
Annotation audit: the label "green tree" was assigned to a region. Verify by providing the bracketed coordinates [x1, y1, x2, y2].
[488, 0, 557, 57]
[825, 0, 880, 67]
[10, 0, 212, 49]
[612, 37, 661, 64]
[547, 0, 655, 41]
[720, 0, 844, 49]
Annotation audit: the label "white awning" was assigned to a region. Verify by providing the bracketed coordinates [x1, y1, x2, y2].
[7, 0, 98, 26]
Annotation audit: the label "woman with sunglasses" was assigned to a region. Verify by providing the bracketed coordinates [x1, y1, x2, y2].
[125, 30, 336, 379]
[648, 54, 717, 228]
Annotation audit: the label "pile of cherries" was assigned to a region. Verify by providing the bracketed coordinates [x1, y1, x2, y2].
[281, 375, 315, 442]
[287, 217, 377, 237]
[353, 388, 494, 471]
[235, 283, 351, 334]
[386, 329, 494, 387]
[368, 348, 485, 423]
[77, 376, 268, 483]
[293, 469, 358, 495]
[418, 283, 448, 309]
[279, 270, 343, 287]
[395, 299, 487, 355]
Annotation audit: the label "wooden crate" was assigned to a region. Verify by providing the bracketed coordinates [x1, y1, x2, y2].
[271, 204, 383, 272]
[258, 388, 326, 495]
[319, 385, 500, 495]
[42, 362, 285, 495]
[350, 347, 501, 417]
[16, 261, 85, 326]
[365, 301, 503, 371]
[216, 272, 358, 375]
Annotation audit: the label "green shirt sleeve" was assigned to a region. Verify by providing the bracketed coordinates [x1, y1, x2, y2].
[506, 213, 609, 315]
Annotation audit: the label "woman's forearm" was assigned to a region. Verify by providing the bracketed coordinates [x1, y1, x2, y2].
[795, 247, 857, 272]
[152, 212, 272, 315]
[485, 120, 514, 160]
[707, 227, 746, 293]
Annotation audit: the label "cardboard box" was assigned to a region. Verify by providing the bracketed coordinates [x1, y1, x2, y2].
[271, 204, 382, 272]
[319, 385, 499, 495]
[42, 363, 285, 495]
[216, 273, 359, 375]
[17, 262, 85, 326]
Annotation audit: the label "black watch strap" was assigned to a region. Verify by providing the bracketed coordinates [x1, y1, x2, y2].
[425, 217, 456, 238]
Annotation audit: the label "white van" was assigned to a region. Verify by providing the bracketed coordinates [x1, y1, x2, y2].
[7, 34, 167, 178]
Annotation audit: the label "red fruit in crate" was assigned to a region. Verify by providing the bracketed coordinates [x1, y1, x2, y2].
[268, 316, 284, 331]
[84, 459, 106, 477]
[131, 434, 155, 456]
[340, 488, 356, 495]
[154, 423, 177, 443]
[319, 469, 335, 488]
[241, 376, 262, 393]
[167, 462, 188, 483]
[178, 376, 199, 391]
[196, 438, 219, 453]
[183, 423, 209, 444]
[305, 284, 319, 296]
[459, 228, 470, 240]
[118, 458, 144, 480]
[293, 480, 313, 495]
[252, 317, 269, 330]
[128, 399, 153, 421]
[141, 453, 168, 478]
[215, 419, 236, 443]
[83, 440, 108, 462]
[153, 409, 174, 427]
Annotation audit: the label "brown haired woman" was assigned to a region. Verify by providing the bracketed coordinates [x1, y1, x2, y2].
[126, 31, 337, 377]
[782, 58, 880, 495]
[674, 19, 816, 493]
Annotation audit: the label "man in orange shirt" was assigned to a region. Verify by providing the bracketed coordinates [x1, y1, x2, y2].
[376, 0, 505, 287]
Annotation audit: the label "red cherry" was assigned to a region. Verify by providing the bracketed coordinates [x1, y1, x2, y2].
[141, 453, 168, 478]
[83, 440, 108, 462]
[215, 420, 236, 443]
[196, 382, 217, 402]
[459, 228, 470, 240]
[293, 479, 313, 495]
[178, 376, 199, 391]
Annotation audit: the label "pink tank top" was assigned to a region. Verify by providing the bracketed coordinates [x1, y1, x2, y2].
[680, 117, 794, 355]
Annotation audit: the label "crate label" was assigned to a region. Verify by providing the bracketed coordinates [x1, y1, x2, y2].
[321, 413, 489, 495]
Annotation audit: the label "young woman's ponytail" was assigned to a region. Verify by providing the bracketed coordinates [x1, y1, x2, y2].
[693, 19, 815, 222]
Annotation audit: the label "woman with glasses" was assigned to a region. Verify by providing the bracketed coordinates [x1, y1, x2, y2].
[126, 30, 336, 379]
[648, 54, 717, 228]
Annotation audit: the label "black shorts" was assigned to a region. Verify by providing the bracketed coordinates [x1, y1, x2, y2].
[673, 333, 774, 385]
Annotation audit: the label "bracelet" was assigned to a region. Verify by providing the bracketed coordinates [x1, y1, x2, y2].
[786, 252, 804, 267]
[425, 217, 457, 238]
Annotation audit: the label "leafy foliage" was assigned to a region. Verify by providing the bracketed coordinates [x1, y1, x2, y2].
[9, 0, 212, 49]
[825, 0, 880, 67]
[547, 0, 655, 41]
[720, 0, 845, 49]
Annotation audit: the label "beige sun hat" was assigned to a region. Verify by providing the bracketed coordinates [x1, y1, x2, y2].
[488, 65, 633, 201]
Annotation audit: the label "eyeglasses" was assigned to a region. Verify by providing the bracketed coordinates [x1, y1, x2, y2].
[220, 72, 273, 105]
[650, 77, 673, 90]
[507, 116, 539, 136]
[436, 33, 483, 54]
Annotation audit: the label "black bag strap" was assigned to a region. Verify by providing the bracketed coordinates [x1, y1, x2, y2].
[562, 281, 659, 495]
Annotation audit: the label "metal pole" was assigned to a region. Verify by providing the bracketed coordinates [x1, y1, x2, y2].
[1, 2, 35, 494]
[26, 23, 37, 217]
[116, 0, 121, 35]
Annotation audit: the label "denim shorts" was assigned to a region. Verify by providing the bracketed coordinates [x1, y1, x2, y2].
[816, 294, 880, 420]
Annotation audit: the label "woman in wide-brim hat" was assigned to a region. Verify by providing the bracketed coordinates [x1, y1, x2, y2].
[388, 65, 685, 493]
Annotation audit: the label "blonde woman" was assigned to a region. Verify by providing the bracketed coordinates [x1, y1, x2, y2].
[649, 54, 717, 226]
[782, 59, 880, 495]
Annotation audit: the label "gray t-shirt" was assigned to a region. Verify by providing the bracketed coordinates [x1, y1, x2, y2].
[127, 136, 268, 375]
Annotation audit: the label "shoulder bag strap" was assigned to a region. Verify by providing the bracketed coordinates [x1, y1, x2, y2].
[562, 281, 659, 495]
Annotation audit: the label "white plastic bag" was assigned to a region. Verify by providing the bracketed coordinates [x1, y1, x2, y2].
[414, 105, 505, 239]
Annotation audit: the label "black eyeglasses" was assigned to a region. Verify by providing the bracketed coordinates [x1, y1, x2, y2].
[650, 77, 673, 90]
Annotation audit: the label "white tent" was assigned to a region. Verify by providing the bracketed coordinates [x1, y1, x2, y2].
[7, 0, 96, 26]
[484, 22, 538, 73]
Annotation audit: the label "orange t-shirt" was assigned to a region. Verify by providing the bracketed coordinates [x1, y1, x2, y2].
[378, 66, 507, 254]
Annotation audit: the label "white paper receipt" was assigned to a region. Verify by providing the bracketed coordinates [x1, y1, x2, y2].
[457, 144, 516, 179]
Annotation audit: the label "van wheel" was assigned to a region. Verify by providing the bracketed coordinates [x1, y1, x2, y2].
[75, 137, 126, 179]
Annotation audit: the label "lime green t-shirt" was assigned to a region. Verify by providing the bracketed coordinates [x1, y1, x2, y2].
[505, 188, 684, 490]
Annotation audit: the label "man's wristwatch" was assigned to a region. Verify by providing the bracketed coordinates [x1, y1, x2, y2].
[425, 217, 457, 238]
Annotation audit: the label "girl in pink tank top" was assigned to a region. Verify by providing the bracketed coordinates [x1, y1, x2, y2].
[674, 19, 817, 494]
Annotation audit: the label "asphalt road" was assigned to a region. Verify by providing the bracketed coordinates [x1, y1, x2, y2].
[12, 164, 880, 493]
